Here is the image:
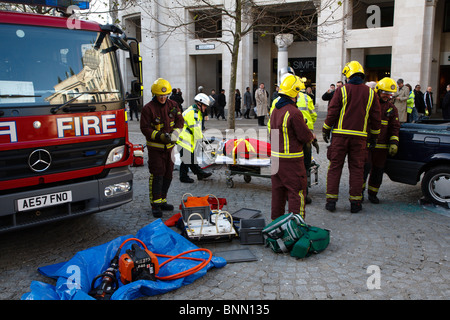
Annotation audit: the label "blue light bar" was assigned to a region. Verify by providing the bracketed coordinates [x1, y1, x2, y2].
[0, 0, 90, 9]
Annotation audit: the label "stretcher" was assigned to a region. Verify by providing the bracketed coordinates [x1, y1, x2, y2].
[215, 138, 319, 188]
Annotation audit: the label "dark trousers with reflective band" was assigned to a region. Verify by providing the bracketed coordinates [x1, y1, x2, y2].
[326, 135, 366, 203]
[179, 147, 203, 178]
[363, 148, 388, 196]
[271, 157, 307, 220]
[147, 147, 174, 206]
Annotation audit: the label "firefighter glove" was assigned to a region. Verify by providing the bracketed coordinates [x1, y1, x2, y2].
[322, 131, 330, 143]
[160, 132, 172, 144]
[368, 138, 377, 150]
[388, 144, 398, 157]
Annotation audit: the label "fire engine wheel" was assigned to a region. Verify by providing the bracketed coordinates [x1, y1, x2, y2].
[421, 165, 450, 207]
[244, 175, 252, 183]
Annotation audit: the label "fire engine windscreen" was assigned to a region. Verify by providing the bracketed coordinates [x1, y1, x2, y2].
[0, 24, 122, 108]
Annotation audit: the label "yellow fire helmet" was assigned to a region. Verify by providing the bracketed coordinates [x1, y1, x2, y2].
[374, 77, 397, 94]
[342, 61, 365, 79]
[151, 78, 172, 96]
[279, 74, 305, 98]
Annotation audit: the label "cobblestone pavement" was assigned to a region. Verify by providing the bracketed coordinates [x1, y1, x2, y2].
[0, 112, 448, 301]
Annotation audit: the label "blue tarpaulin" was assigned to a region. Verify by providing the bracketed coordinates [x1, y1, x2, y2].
[21, 219, 227, 300]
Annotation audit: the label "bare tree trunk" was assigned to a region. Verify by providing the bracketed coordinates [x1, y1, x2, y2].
[227, 0, 242, 130]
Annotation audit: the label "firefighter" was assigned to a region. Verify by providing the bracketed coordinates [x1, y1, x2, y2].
[140, 78, 184, 217]
[363, 77, 400, 204]
[269, 68, 319, 205]
[268, 74, 315, 220]
[177, 93, 213, 183]
[322, 61, 381, 213]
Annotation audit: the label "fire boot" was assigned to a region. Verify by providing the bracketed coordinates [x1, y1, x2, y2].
[151, 204, 163, 218]
[368, 193, 380, 204]
[179, 162, 194, 183]
[197, 171, 212, 180]
[350, 201, 362, 214]
[160, 200, 174, 211]
[325, 200, 336, 212]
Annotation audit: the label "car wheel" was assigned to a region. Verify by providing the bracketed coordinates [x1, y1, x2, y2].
[421, 165, 450, 206]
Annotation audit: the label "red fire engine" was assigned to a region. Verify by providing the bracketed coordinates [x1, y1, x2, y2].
[0, 0, 142, 232]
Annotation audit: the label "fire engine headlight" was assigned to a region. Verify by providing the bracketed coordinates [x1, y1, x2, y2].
[106, 146, 125, 164]
[104, 182, 131, 197]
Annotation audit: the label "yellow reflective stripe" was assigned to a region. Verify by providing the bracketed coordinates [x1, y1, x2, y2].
[338, 87, 347, 130]
[390, 136, 399, 141]
[349, 195, 363, 201]
[370, 129, 380, 135]
[323, 123, 331, 130]
[176, 137, 194, 152]
[151, 130, 159, 140]
[298, 189, 305, 219]
[326, 194, 339, 199]
[332, 128, 367, 137]
[381, 120, 388, 125]
[282, 111, 290, 154]
[272, 151, 304, 158]
[146, 141, 174, 149]
[363, 89, 374, 134]
[375, 144, 389, 149]
[368, 185, 379, 193]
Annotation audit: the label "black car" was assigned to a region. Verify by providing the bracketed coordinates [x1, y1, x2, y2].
[385, 120, 450, 208]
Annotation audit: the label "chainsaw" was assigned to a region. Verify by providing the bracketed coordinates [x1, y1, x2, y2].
[88, 238, 212, 300]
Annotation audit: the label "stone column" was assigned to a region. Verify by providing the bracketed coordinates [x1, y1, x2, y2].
[275, 34, 294, 85]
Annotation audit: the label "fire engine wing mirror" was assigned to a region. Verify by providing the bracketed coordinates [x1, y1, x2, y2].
[128, 39, 142, 79]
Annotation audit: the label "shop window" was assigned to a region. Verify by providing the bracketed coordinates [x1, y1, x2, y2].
[351, 0, 395, 29]
[444, 0, 450, 32]
[193, 9, 222, 39]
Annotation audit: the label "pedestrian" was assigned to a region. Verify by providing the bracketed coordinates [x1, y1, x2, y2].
[177, 93, 213, 183]
[209, 89, 218, 118]
[296, 87, 318, 205]
[272, 85, 279, 101]
[140, 78, 184, 217]
[177, 88, 184, 111]
[413, 84, 426, 119]
[322, 81, 343, 107]
[170, 88, 184, 112]
[393, 79, 409, 123]
[363, 77, 400, 204]
[443, 84, 450, 120]
[243, 87, 252, 119]
[424, 86, 433, 117]
[268, 74, 315, 220]
[405, 84, 416, 123]
[322, 60, 381, 213]
[127, 91, 139, 121]
[217, 89, 226, 120]
[306, 86, 315, 104]
[235, 89, 242, 118]
[255, 83, 268, 126]
[322, 84, 335, 107]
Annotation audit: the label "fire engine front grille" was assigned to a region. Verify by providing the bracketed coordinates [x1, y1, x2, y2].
[0, 138, 124, 182]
